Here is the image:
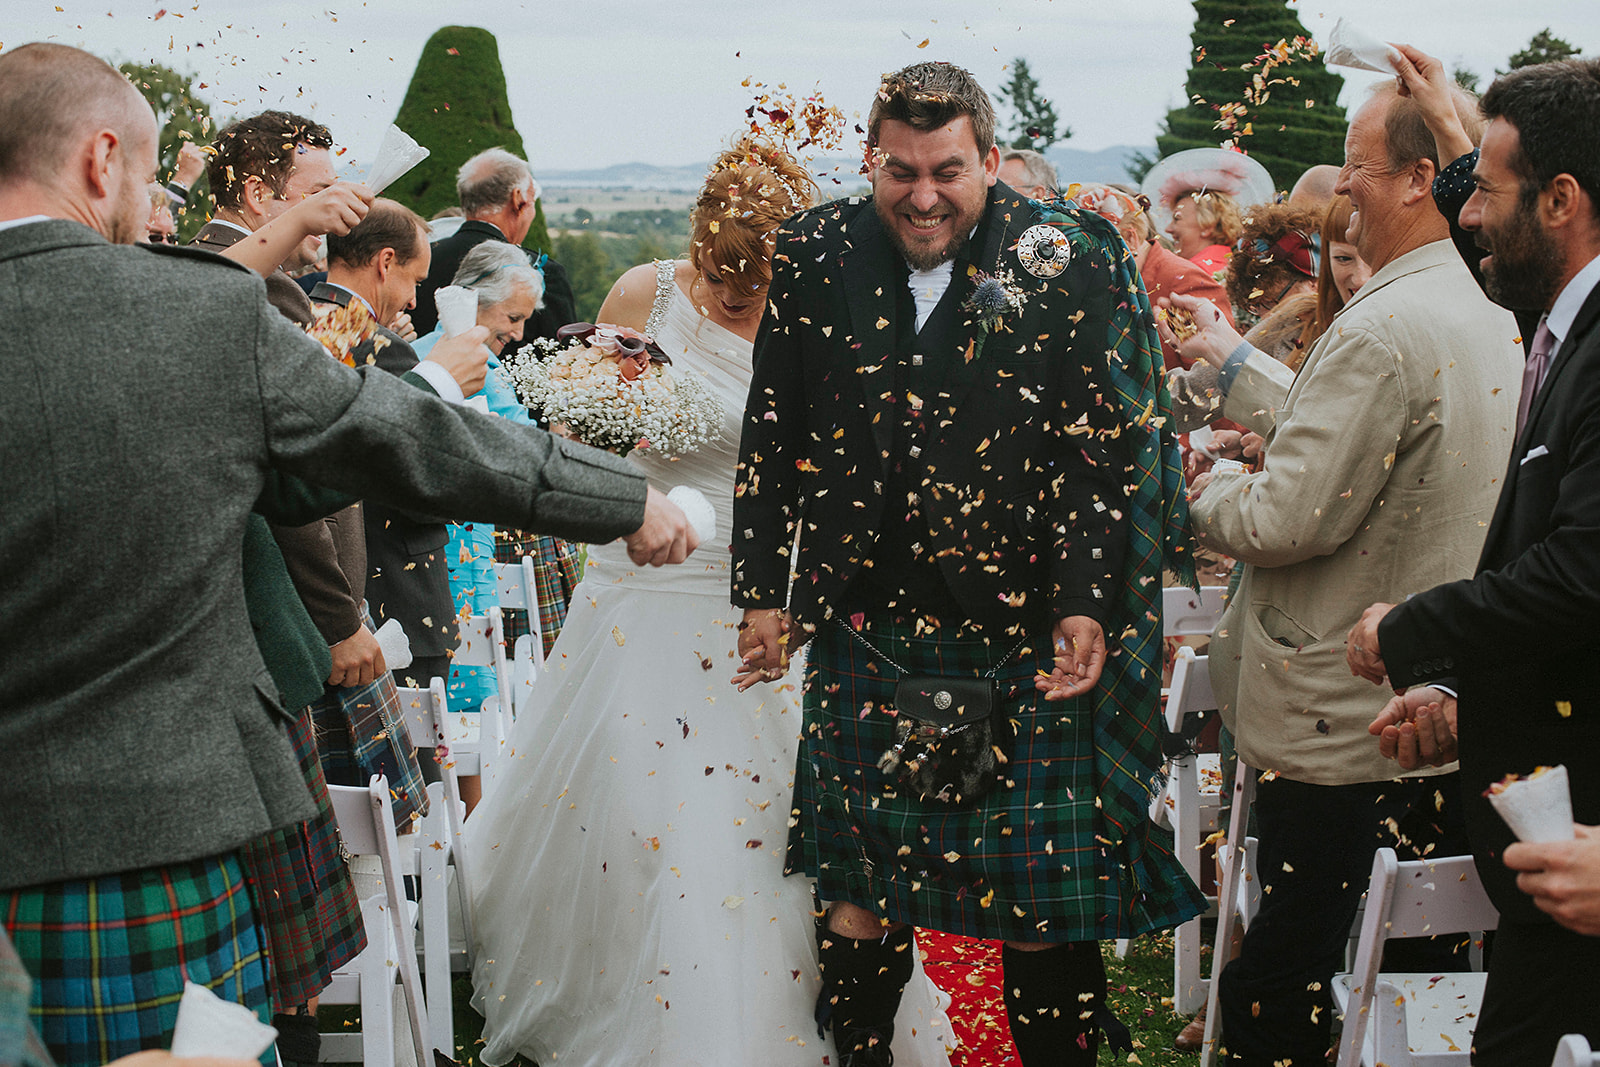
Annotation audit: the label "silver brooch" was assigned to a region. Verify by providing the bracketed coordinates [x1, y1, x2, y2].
[933, 690, 953, 710]
[1017, 224, 1070, 279]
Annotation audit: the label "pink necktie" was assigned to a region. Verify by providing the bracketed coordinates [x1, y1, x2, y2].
[1515, 320, 1556, 438]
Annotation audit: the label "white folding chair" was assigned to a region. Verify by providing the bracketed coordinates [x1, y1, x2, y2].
[493, 558, 546, 715]
[1199, 760, 1259, 1067]
[1332, 849, 1498, 1067]
[1161, 647, 1225, 1013]
[451, 606, 512, 774]
[394, 677, 479, 1061]
[1163, 585, 1230, 636]
[1552, 1035, 1599, 1067]
[1114, 589, 1230, 964]
[320, 775, 431, 1067]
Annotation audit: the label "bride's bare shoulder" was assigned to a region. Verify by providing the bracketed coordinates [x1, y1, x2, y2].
[597, 261, 674, 332]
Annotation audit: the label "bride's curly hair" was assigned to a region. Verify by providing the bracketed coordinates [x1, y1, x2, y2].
[689, 136, 818, 300]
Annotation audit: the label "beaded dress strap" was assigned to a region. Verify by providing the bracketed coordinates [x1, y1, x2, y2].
[645, 259, 676, 339]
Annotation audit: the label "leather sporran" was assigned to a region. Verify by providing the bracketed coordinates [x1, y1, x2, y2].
[877, 674, 1008, 805]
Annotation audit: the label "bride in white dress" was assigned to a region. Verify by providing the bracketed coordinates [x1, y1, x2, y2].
[467, 140, 954, 1067]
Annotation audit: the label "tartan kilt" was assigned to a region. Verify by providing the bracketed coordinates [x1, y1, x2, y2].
[493, 531, 579, 658]
[786, 615, 1200, 943]
[237, 706, 366, 1011]
[311, 671, 429, 832]
[3, 854, 271, 1067]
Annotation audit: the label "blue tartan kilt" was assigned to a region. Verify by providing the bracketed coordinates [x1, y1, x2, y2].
[3, 854, 271, 1067]
[786, 615, 1196, 943]
[310, 671, 429, 833]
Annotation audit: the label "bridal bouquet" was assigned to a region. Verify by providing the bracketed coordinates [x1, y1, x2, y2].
[501, 322, 724, 457]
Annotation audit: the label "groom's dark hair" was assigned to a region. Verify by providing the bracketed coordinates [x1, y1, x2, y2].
[867, 62, 995, 156]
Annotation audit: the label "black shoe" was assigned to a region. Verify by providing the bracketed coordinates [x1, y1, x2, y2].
[838, 1027, 895, 1067]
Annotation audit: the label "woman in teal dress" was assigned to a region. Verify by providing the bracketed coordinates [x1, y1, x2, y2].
[412, 240, 544, 715]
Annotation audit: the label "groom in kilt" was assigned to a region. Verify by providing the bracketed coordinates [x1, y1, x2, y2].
[732, 61, 1203, 1066]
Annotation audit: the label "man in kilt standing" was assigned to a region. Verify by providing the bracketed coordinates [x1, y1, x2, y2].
[732, 61, 1204, 1067]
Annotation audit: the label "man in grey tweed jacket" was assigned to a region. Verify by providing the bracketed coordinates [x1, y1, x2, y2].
[0, 42, 696, 1063]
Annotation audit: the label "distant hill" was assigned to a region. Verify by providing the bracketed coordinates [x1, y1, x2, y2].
[536, 144, 1154, 191]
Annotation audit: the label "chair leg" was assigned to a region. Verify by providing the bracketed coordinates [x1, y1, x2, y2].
[420, 808, 455, 1061]
[1200, 761, 1254, 1067]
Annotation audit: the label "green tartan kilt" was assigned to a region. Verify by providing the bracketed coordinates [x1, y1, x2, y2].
[786, 615, 1197, 943]
[3, 854, 271, 1067]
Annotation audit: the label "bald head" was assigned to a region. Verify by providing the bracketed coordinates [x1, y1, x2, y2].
[0, 43, 151, 188]
[1288, 164, 1341, 209]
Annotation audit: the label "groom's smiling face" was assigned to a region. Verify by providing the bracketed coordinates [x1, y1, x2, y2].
[872, 115, 999, 270]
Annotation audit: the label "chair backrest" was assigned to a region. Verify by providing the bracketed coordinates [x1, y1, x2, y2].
[453, 607, 499, 669]
[493, 558, 546, 668]
[1163, 585, 1229, 637]
[1166, 646, 1217, 734]
[327, 778, 383, 857]
[1338, 849, 1499, 1065]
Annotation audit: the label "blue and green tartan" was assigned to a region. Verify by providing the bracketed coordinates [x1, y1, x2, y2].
[2, 854, 271, 1067]
[1046, 201, 1203, 923]
[788, 616, 1201, 941]
[788, 204, 1203, 942]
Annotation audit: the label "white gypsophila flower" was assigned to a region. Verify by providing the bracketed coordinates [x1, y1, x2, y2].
[501, 337, 724, 457]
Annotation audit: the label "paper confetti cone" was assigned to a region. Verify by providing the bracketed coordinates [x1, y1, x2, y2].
[365, 124, 430, 194]
[668, 485, 717, 544]
[434, 285, 478, 338]
[169, 982, 278, 1060]
[1488, 765, 1576, 843]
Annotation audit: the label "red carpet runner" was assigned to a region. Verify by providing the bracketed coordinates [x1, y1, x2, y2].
[915, 928, 1017, 1066]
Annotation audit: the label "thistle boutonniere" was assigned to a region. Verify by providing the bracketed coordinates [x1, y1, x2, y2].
[961, 267, 1029, 361]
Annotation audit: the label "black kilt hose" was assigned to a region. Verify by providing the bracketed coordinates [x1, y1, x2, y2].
[786, 615, 1204, 943]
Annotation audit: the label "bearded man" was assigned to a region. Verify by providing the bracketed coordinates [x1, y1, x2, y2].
[731, 60, 1202, 1067]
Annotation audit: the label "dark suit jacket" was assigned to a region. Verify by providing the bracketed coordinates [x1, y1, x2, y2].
[0, 219, 648, 889]
[412, 219, 576, 341]
[191, 220, 315, 327]
[1381, 278, 1600, 921]
[731, 183, 1130, 638]
[309, 282, 458, 659]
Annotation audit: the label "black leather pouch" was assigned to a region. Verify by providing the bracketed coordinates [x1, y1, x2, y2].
[878, 674, 1006, 805]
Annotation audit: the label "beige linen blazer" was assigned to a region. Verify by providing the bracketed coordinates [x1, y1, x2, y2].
[1192, 240, 1522, 786]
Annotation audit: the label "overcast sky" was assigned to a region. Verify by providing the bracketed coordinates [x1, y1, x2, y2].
[9, 0, 1597, 176]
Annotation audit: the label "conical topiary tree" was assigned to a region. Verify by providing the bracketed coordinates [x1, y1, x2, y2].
[390, 26, 551, 254]
[1152, 0, 1348, 190]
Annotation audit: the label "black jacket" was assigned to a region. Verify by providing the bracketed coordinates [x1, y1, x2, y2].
[1381, 218, 1600, 921]
[412, 219, 576, 342]
[731, 183, 1131, 639]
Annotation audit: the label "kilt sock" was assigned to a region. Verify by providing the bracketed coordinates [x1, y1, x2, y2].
[1003, 941, 1125, 1066]
[815, 923, 915, 1061]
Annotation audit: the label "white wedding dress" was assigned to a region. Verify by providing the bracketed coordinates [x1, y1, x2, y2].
[466, 265, 955, 1067]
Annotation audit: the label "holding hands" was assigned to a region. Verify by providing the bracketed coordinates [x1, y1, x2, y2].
[733, 607, 792, 691]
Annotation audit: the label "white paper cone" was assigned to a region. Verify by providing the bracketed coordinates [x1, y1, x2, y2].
[1324, 18, 1403, 74]
[374, 617, 413, 671]
[668, 485, 717, 545]
[365, 124, 430, 194]
[169, 982, 278, 1060]
[1488, 765, 1576, 842]
[435, 285, 479, 338]
[464, 394, 491, 414]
